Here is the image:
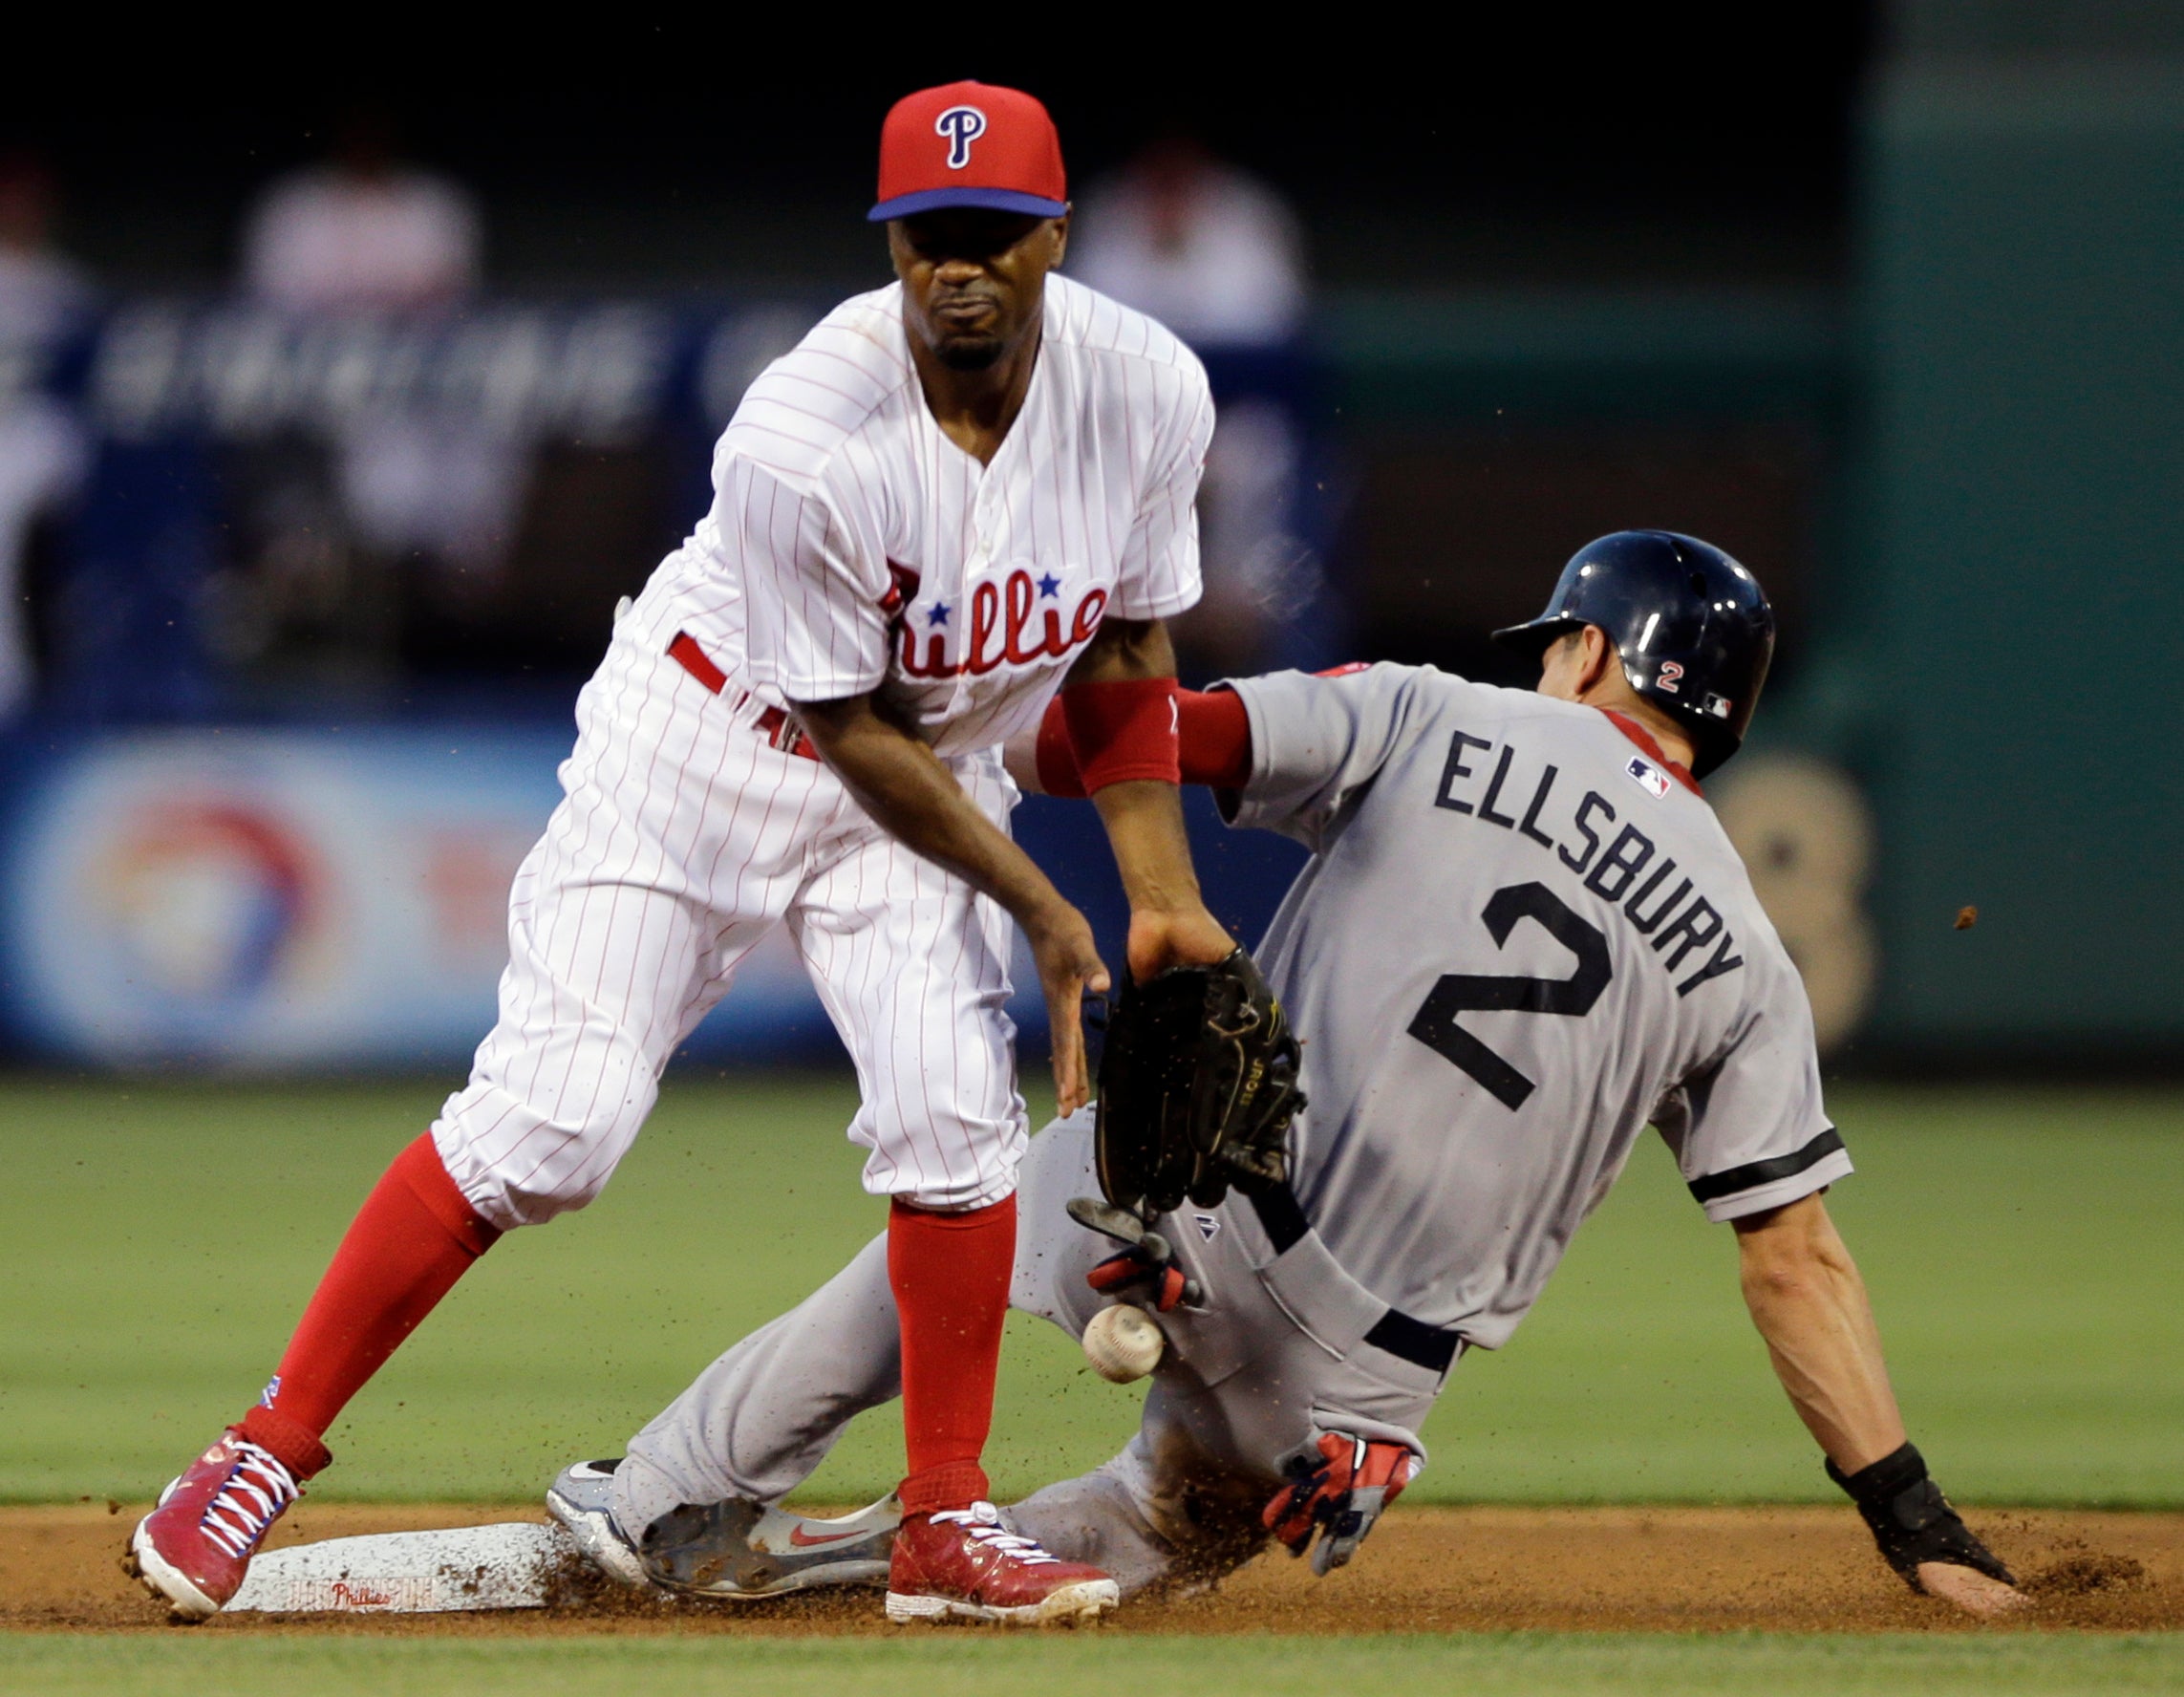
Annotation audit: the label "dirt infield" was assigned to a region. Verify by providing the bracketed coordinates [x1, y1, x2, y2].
[7, 1502, 2178, 1636]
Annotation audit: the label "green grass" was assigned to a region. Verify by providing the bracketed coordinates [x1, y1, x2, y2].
[3, 1076, 2179, 1507]
[4, 1632, 2182, 1696]
[1454, 1086, 2184, 1505]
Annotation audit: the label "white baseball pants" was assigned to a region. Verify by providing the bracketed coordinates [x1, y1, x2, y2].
[431, 592, 1028, 1226]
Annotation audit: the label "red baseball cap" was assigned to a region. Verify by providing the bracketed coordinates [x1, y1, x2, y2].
[868, 80, 1067, 223]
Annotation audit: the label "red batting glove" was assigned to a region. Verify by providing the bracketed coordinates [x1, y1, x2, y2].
[1263, 1431, 1422, 1574]
[1086, 1249, 1189, 1312]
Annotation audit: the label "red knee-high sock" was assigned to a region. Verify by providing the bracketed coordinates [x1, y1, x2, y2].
[889, 1193, 1017, 1516]
[236, 1134, 500, 1479]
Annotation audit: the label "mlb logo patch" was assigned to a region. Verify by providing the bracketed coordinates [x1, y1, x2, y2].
[1624, 755, 1672, 800]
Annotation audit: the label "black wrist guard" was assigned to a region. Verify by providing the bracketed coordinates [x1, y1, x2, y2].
[1826, 1443, 2015, 1590]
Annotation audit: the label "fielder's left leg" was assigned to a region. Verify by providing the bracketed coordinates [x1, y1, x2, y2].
[558, 1113, 1446, 1602]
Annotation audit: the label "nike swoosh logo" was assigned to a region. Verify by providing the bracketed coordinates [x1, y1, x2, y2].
[788, 1524, 875, 1547]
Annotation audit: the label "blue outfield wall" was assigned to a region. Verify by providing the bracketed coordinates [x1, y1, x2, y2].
[0, 725, 1305, 1071]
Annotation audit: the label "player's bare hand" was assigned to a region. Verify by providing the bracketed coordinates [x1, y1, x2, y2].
[1026, 903, 1109, 1115]
[1917, 1561, 2030, 1617]
[1125, 904, 1234, 985]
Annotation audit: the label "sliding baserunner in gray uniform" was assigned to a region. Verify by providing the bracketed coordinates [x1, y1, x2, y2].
[548, 533, 2023, 1617]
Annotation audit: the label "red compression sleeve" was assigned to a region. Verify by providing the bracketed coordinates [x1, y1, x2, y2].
[236, 1133, 500, 1478]
[1038, 687, 1252, 796]
[1061, 677, 1181, 792]
[1034, 698, 1088, 798]
[889, 1194, 1017, 1515]
[1181, 688, 1253, 788]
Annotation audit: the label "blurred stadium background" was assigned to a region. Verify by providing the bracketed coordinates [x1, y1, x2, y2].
[1, 1, 2181, 1517]
[6, 3, 2180, 1075]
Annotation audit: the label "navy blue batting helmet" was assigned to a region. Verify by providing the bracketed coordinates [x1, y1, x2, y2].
[1491, 530, 1775, 778]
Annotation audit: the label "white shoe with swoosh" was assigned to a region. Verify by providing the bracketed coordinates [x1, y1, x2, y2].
[547, 1459, 900, 1600]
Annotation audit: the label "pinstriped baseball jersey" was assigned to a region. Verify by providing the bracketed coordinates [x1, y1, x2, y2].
[430, 276, 1213, 1221]
[1222, 663, 1847, 1348]
[653, 273, 1211, 756]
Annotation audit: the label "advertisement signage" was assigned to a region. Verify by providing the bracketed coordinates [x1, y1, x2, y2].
[0, 729, 862, 1067]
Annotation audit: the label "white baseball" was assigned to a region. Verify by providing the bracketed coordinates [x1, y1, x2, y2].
[1081, 1303, 1166, 1384]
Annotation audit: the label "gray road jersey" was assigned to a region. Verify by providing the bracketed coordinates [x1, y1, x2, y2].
[1224, 664, 1848, 1348]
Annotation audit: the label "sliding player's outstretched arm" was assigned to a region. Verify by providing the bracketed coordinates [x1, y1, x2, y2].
[1732, 1192, 2023, 1617]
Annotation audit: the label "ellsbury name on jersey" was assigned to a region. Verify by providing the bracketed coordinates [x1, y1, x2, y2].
[1224, 663, 1844, 1343]
[1432, 726, 1745, 998]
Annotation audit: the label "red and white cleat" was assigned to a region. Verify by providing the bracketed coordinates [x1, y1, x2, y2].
[885, 1500, 1118, 1625]
[125, 1430, 302, 1621]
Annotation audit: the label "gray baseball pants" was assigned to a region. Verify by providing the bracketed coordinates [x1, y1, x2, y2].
[609, 1111, 1453, 1597]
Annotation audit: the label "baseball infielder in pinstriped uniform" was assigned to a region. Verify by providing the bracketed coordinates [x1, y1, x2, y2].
[546, 534, 2023, 1621]
[132, 81, 1235, 1625]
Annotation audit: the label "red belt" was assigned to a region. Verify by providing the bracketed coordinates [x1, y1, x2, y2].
[667, 632, 821, 762]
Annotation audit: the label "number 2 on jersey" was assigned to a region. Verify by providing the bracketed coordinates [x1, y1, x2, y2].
[1407, 882, 1613, 1109]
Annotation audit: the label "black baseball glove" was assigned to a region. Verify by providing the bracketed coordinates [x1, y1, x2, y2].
[1093, 947, 1303, 1217]
[1828, 1443, 2017, 1591]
